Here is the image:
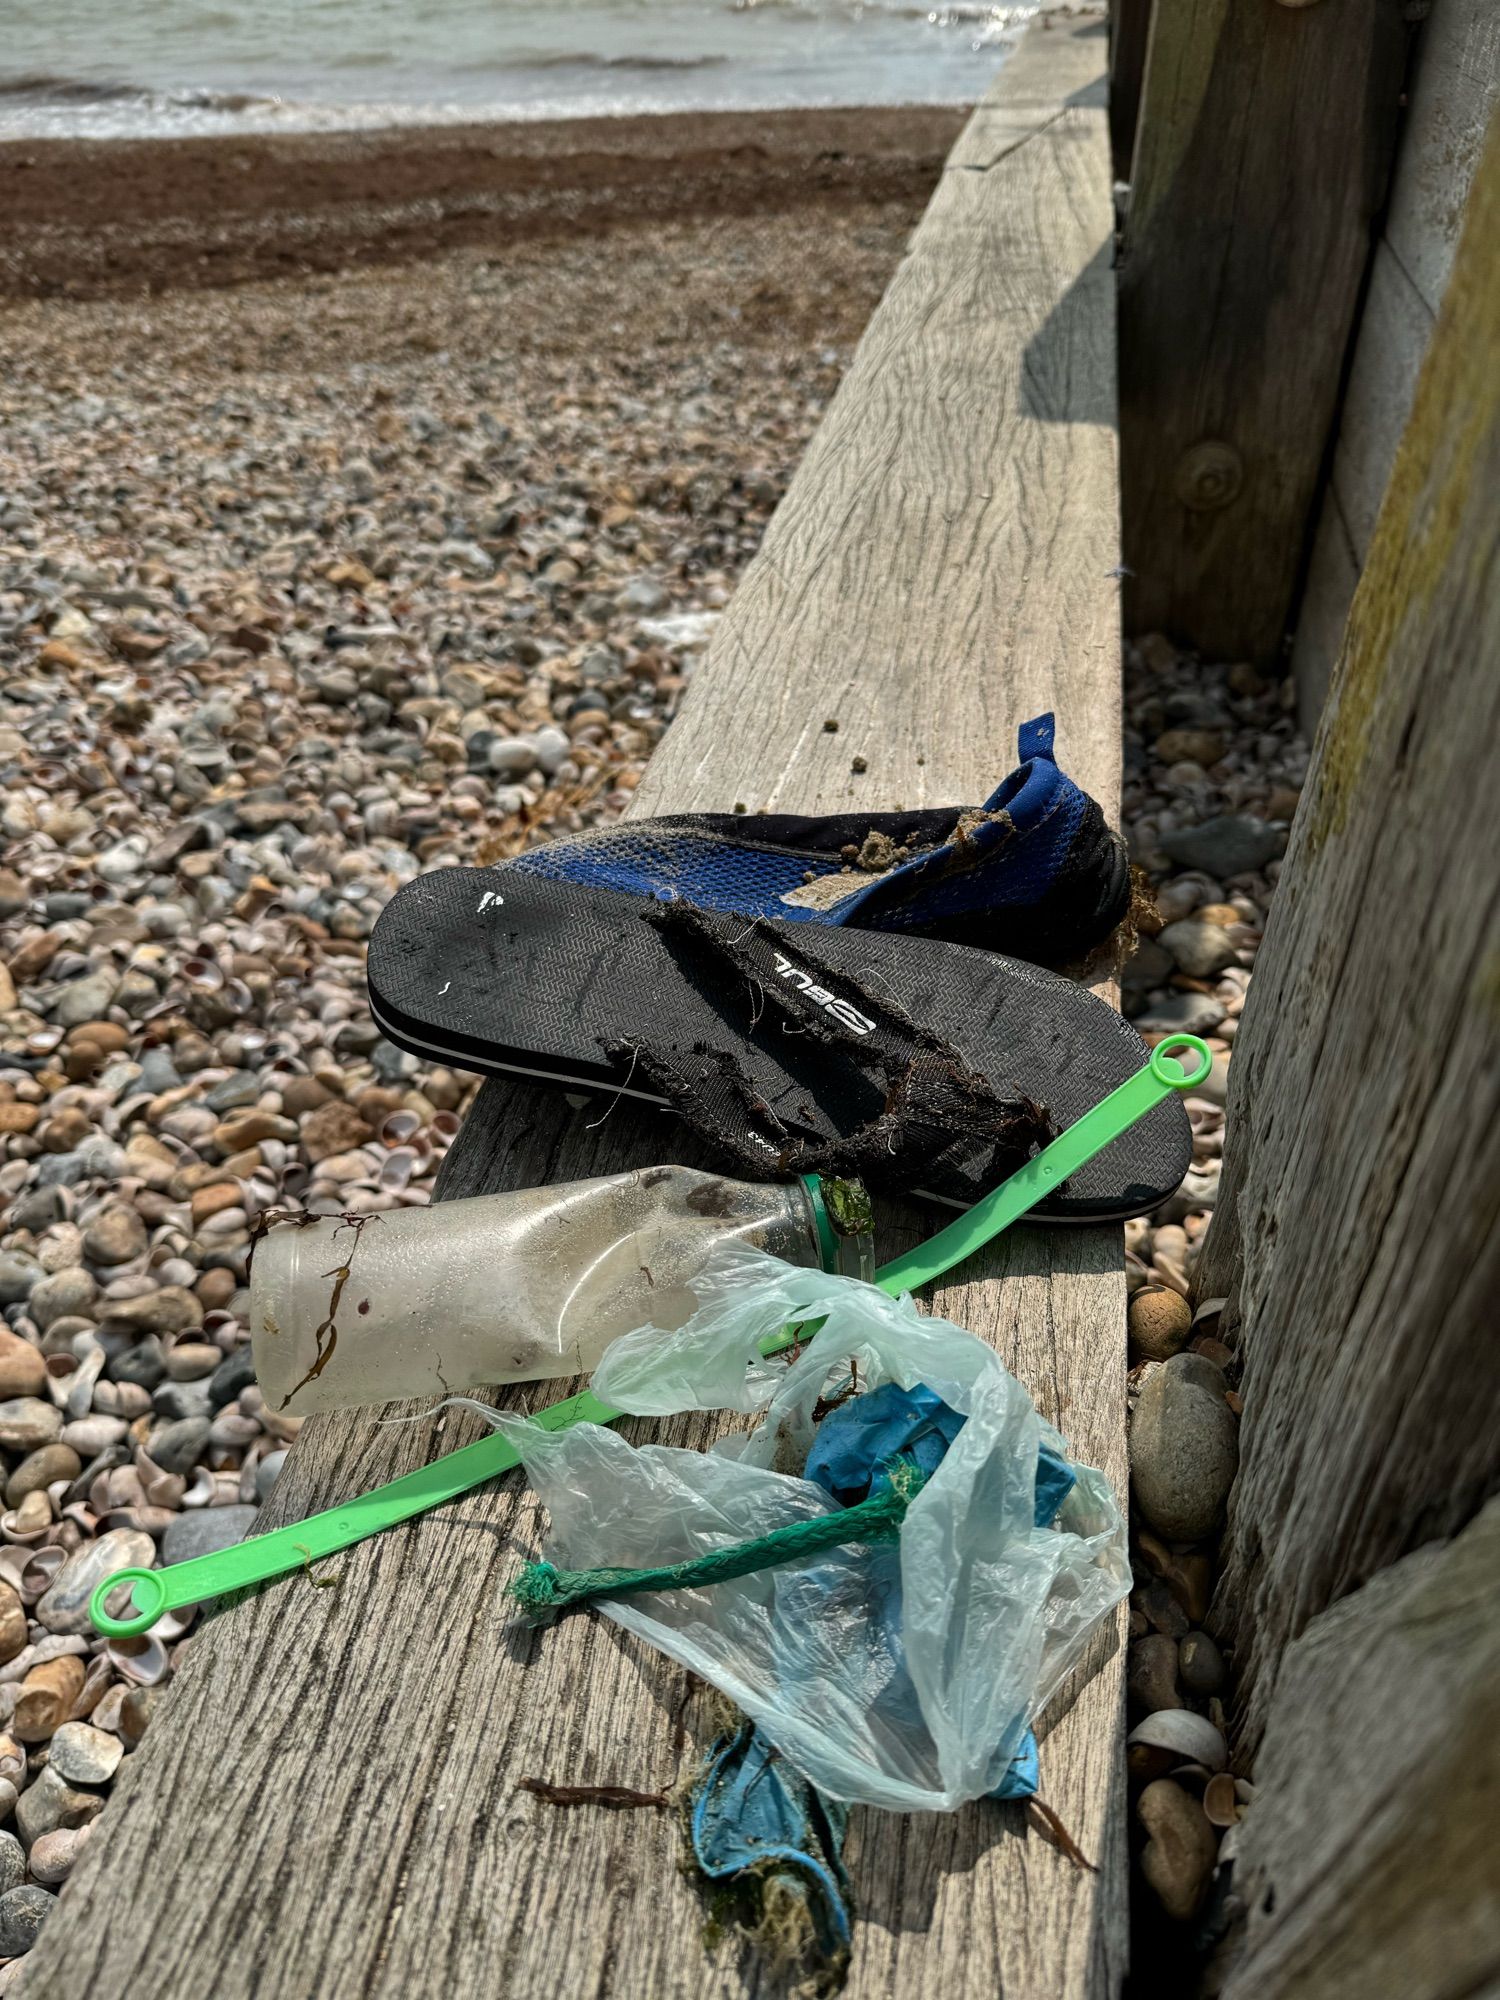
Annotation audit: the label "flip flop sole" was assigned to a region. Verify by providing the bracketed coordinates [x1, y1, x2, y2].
[367, 870, 1189, 1221]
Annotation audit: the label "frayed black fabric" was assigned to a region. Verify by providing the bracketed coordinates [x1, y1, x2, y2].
[615, 904, 1053, 1190]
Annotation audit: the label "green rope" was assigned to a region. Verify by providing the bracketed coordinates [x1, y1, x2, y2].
[511, 1459, 926, 1625]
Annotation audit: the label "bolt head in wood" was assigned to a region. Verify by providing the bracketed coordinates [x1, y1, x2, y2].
[1174, 442, 1245, 512]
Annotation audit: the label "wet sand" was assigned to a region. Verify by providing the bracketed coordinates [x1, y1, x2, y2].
[0, 104, 968, 298]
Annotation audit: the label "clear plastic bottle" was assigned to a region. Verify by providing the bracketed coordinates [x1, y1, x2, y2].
[251, 1167, 872, 1416]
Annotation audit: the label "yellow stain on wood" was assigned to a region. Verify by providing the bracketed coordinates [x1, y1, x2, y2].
[1305, 108, 1500, 852]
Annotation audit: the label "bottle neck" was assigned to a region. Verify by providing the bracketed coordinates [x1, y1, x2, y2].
[799, 1174, 874, 1282]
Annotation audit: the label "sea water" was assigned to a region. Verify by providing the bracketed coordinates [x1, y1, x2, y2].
[0, 0, 1037, 139]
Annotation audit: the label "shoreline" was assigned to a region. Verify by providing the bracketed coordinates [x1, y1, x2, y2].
[0, 103, 969, 300]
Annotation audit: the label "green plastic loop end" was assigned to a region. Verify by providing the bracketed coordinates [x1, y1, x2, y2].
[1148, 1032, 1213, 1091]
[90, 1567, 167, 1639]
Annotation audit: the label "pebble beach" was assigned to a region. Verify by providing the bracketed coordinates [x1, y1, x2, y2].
[0, 103, 1305, 1980]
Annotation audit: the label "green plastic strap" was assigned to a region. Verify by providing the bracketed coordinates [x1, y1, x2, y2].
[90, 1034, 1210, 1638]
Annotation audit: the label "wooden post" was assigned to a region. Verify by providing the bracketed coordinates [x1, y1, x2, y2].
[1223, 1501, 1500, 2000]
[1117, 0, 1409, 663]
[1196, 108, 1500, 1745]
[1109, 0, 1153, 180]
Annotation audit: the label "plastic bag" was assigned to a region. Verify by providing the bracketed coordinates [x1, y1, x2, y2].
[492, 1248, 1129, 1812]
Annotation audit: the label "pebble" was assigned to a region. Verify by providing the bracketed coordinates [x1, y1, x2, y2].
[161, 1343, 223, 1383]
[27, 1823, 92, 1886]
[1158, 814, 1281, 879]
[1156, 918, 1240, 979]
[12, 1657, 86, 1743]
[300, 1100, 372, 1162]
[1179, 1630, 1226, 1696]
[0, 1833, 22, 1897]
[148, 1416, 212, 1473]
[0, 1884, 57, 1956]
[5, 1445, 80, 1509]
[1133, 991, 1227, 1037]
[108, 1338, 166, 1390]
[0, 1402, 61, 1454]
[160, 1504, 257, 1566]
[15, 1764, 104, 1846]
[1127, 1633, 1182, 1715]
[1136, 1780, 1218, 1921]
[1128, 1288, 1192, 1362]
[209, 1347, 257, 1409]
[1130, 1353, 1240, 1544]
[47, 1721, 124, 1787]
[1154, 728, 1225, 767]
[101, 1287, 202, 1338]
[27, 1267, 98, 1329]
[0, 1332, 46, 1400]
[36, 1529, 156, 1636]
[82, 1206, 149, 1267]
[0, 1256, 42, 1307]
[0, 1588, 27, 1665]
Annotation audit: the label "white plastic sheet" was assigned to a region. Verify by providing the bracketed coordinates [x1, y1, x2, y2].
[492, 1249, 1130, 1812]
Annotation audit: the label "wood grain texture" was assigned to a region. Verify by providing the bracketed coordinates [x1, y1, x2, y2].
[1290, 0, 1499, 720]
[1222, 1500, 1500, 2000]
[1117, 0, 1408, 663]
[1383, 0, 1500, 315]
[1198, 110, 1500, 1747]
[24, 19, 1130, 1998]
[1290, 497, 1359, 733]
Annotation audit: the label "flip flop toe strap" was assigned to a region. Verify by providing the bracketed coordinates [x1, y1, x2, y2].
[605, 904, 1052, 1187]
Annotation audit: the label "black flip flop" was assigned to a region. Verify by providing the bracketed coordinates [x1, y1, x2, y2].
[367, 870, 1189, 1219]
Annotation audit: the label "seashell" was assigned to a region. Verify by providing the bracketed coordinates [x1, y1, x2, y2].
[1191, 1296, 1229, 1328]
[179, 1468, 218, 1510]
[379, 1147, 416, 1192]
[66, 1347, 106, 1420]
[1127, 1708, 1227, 1773]
[100, 1505, 176, 1538]
[1203, 1772, 1240, 1826]
[133, 1450, 186, 1511]
[106, 1632, 169, 1687]
[19, 1545, 67, 1605]
[0, 1548, 31, 1595]
[380, 1109, 421, 1147]
[0, 1507, 50, 1549]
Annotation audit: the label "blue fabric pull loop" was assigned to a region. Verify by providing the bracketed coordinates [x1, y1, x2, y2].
[1018, 712, 1057, 763]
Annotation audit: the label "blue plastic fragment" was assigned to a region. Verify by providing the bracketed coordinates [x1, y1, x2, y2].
[690, 1722, 853, 1959]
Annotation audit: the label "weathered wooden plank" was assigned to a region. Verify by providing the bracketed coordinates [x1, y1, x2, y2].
[1117, 0, 1408, 663]
[25, 19, 1130, 1998]
[1198, 108, 1500, 1745]
[1290, 496, 1359, 733]
[1324, 243, 1435, 563]
[1290, 0, 1498, 719]
[1383, 0, 1500, 315]
[1222, 1500, 1500, 2000]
